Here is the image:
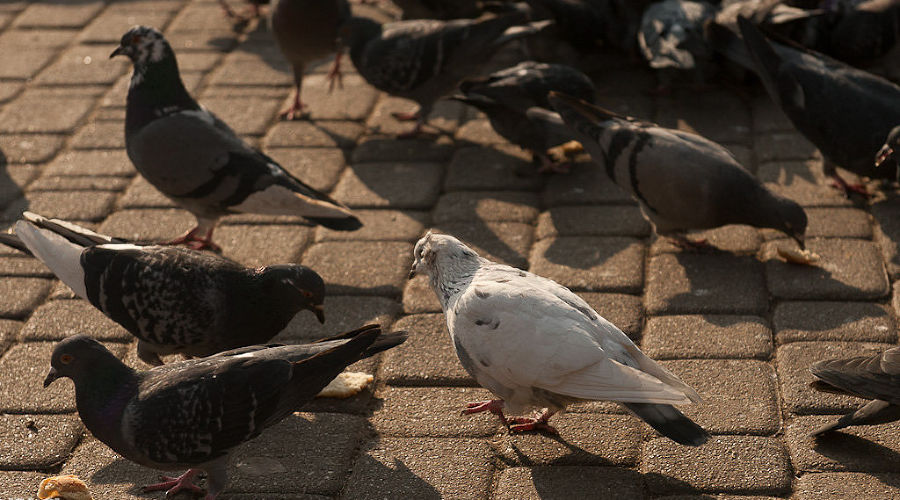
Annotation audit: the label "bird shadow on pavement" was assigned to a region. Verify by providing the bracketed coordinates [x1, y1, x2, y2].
[812, 432, 900, 488]
[0, 147, 29, 235]
[340, 439, 443, 499]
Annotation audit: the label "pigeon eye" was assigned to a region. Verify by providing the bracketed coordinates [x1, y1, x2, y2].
[302, 290, 314, 298]
[59, 354, 74, 365]
[132, 35, 142, 45]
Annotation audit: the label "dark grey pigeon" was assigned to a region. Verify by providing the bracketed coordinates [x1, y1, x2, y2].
[112, 26, 360, 251]
[719, 17, 900, 196]
[875, 125, 900, 173]
[43, 325, 407, 499]
[452, 61, 595, 172]
[809, 347, 900, 436]
[825, 0, 900, 67]
[5, 212, 326, 366]
[520, 0, 652, 54]
[549, 92, 808, 249]
[339, 14, 551, 137]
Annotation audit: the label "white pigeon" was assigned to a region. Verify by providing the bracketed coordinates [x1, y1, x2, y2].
[409, 232, 709, 445]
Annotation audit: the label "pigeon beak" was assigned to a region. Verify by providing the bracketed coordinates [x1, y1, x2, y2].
[793, 233, 806, 251]
[313, 304, 325, 324]
[109, 45, 125, 59]
[43, 367, 59, 388]
[408, 267, 416, 279]
[875, 144, 894, 169]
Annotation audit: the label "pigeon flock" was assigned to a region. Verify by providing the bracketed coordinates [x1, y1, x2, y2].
[2, 0, 900, 497]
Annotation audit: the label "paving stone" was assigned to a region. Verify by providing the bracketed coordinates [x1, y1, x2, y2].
[24, 190, 117, 221]
[763, 239, 889, 300]
[803, 207, 872, 239]
[755, 130, 818, 162]
[116, 176, 177, 209]
[659, 360, 779, 435]
[344, 437, 494, 499]
[433, 221, 534, 269]
[381, 313, 475, 386]
[0, 319, 21, 355]
[0, 81, 22, 103]
[332, 162, 444, 209]
[0, 28, 77, 48]
[433, 191, 540, 224]
[643, 315, 773, 360]
[645, 253, 767, 315]
[201, 91, 283, 136]
[303, 74, 379, 121]
[455, 117, 506, 146]
[0, 255, 51, 277]
[44, 150, 135, 177]
[352, 135, 456, 163]
[316, 209, 427, 242]
[264, 147, 346, 192]
[372, 386, 499, 437]
[14, 1, 105, 28]
[0, 414, 83, 469]
[367, 96, 464, 136]
[494, 413, 642, 466]
[0, 47, 56, 79]
[165, 30, 239, 54]
[402, 274, 441, 314]
[167, 2, 235, 32]
[36, 44, 130, 86]
[787, 416, 900, 473]
[529, 237, 644, 293]
[98, 208, 195, 242]
[0, 342, 124, 412]
[536, 205, 650, 239]
[209, 49, 292, 87]
[643, 436, 791, 495]
[302, 241, 412, 296]
[773, 302, 895, 344]
[265, 120, 364, 149]
[0, 471, 47, 499]
[0, 134, 66, 164]
[0, 90, 96, 134]
[493, 466, 646, 500]
[656, 90, 751, 145]
[27, 174, 130, 192]
[216, 224, 312, 267]
[794, 472, 900, 498]
[0, 164, 37, 204]
[0, 277, 52, 318]
[22, 300, 132, 342]
[446, 145, 546, 192]
[70, 121, 126, 150]
[650, 226, 763, 255]
[757, 160, 853, 207]
[274, 295, 400, 344]
[872, 198, 900, 279]
[751, 95, 794, 133]
[78, 9, 176, 43]
[542, 163, 634, 206]
[777, 342, 892, 415]
[580, 292, 644, 340]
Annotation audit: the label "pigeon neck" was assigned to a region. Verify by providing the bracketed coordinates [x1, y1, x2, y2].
[125, 56, 199, 134]
[223, 272, 303, 344]
[73, 362, 138, 448]
[430, 257, 482, 308]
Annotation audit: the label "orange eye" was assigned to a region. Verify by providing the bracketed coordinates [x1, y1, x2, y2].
[132, 35, 142, 45]
[59, 354, 74, 365]
[302, 291, 314, 298]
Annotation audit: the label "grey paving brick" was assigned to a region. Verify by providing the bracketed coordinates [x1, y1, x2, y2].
[794, 472, 900, 499]
[367, 96, 464, 136]
[755, 130, 817, 162]
[643, 436, 791, 495]
[44, 150, 135, 177]
[98, 208, 196, 243]
[372, 386, 500, 437]
[402, 274, 441, 314]
[650, 226, 763, 255]
[0, 277, 52, 318]
[433, 221, 534, 269]
[643, 315, 773, 360]
[14, 1, 105, 28]
[444, 145, 543, 192]
[0, 91, 97, 134]
[352, 135, 456, 163]
[803, 207, 872, 239]
[381, 313, 474, 386]
[22, 299, 132, 342]
[167, 2, 235, 32]
[0, 256, 51, 277]
[660, 360, 779, 435]
[302, 241, 412, 296]
[529, 237, 644, 293]
[752, 95, 794, 133]
[433, 191, 540, 224]
[656, 91, 751, 145]
[764, 239, 889, 300]
[773, 302, 895, 344]
[27, 174, 130, 193]
[0, 165, 37, 204]
[645, 253, 767, 315]
[0, 81, 22, 103]
[201, 90, 283, 136]
[35, 45, 130, 86]
[116, 177, 177, 209]
[209, 49, 291, 87]
[332, 162, 444, 209]
[777, 342, 892, 415]
[344, 437, 494, 499]
[757, 160, 853, 208]
[265, 120, 364, 149]
[0, 471, 47, 499]
[455, 117, 506, 146]
[215, 223, 312, 267]
[494, 413, 642, 466]
[316, 209, 427, 242]
[60, 436, 178, 499]
[274, 295, 400, 343]
[542, 164, 634, 206]
[70, 121, 126, 150]
[493, 466, 646, 500]
[0, 47, 56, 80]
[580, 292, 644, 340]
[78, 9, 176, 43]
[24, 190, 117, 221]
[0, 414, 83, 469]
[303, 74, 379, 121]
[787, 416, 900, 473]
[165, 30, 239, 54]
[0, 28, 77, 48]
[264, 147, 346, 192]
[536, 205, 651, 239]
[0, 134, 66, 164]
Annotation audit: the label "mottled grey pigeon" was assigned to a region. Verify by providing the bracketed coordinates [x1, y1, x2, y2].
[43, 325, 407, 499]
[339, 14, 551, 137]
[548, 92, 808, 249]
[5, 212, 326, 366]
[717, 17, 900, 196]
[875, 125, 900, 173]
[452, 61, 594, 172]
[409, 232, 709, 445]
[809, 347, 900, 435]
[638, 0, 718, 93]
[112, 26, 360, 251]
[270, 0, 351, 119]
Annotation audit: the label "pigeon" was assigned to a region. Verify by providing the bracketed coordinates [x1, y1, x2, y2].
[270, 0, 351, 120]
[638, 0, 718, 93]
[517, 0, 652, 54]
[112, 26, 360, 251]
[339, 14, 552, 137]
[218, 0, 269, 20]
[548, 92, 808, 249]
[825, 0, 900, 68]
[393, 0, 486, 19]
[875, 125, 900, 173]
[452, 61, 595, 173]
[809, 347, 900, 435]
[3, 212, 326, 366]
[409, 232, 709, 445]
[714, 17, 900, 196]
[43, 325, 407, 499]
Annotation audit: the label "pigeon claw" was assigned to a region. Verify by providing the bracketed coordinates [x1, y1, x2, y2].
[142, 470, 205, 497]
[391, 111, 421, 122]
[162, 227, 221, 253]
[462, 399, 505, 415]
[507, 417, 559, 435]
[327, 53, 344, 93]
[829, 174, 870, 199]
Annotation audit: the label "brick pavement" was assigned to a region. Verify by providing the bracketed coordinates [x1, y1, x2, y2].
[0, 1, 897, 498]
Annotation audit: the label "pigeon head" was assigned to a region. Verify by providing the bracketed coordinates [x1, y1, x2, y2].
[766, 195, 808, 250]
[44, 335, 120, 388]
[875, 125, 900, 177]
[110, 26, 171, 66]
[338, 16, 383, 55]
[259, 265, 326, 323]
[409, 231, 481, 280]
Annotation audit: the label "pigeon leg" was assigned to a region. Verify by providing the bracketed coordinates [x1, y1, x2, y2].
[163, 224, 222, 253]
[507, 409, 559, 435]
[668, 235, 712, 251]
[279, 85, 308, 121]
[327, 53, 344, 92]
[217, 0, 240, 18]
[391, 111, 420, 122]
[142, 469, 205, 496]
[829, 172, 870, 198]
[462, 399, 510, 427]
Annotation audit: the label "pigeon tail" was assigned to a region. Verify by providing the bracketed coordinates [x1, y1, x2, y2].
[0, 232, 29, 255]
[704, 20, 755, 70]
[22, 211, 126, 247]
[622, 402, 709, 446]
[494, 19, 553, 48]
[811, 400, 900, 436]
[305, 214, 363, 231]
[738, 16, 805, 112]
[313, 324, 408, 358]
[14, 220, 90, 300]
